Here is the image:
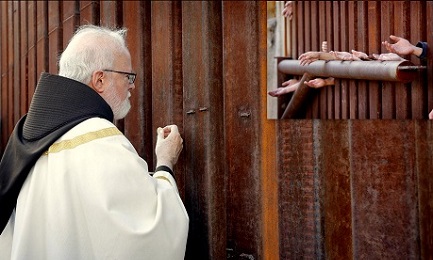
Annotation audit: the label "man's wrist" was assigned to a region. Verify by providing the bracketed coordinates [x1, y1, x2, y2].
[156, 158, 174, 169]
[415, 41, 427, 59]
[413, 46, 423, 57]
[156, 160, 173, 170]
[155, 165, 174, 177]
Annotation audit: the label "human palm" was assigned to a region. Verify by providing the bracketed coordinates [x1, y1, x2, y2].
[383, 35, 414, 56]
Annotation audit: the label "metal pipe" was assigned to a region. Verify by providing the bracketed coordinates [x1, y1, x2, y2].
[281, 73, 313, 119]
[278, 59, 419, 83]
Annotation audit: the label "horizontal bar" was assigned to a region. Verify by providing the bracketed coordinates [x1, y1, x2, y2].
[398, 66, 427, 70]
[278, 59, 418, 83]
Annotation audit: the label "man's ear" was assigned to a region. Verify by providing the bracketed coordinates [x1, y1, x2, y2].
[90, 70, 105, 93]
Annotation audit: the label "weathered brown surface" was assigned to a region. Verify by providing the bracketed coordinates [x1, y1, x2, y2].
[61, 1, 78, 50]
[47, 1, 61, 75]
[278, 120, 433, 259]
[318, 120, 353, 259]
[36, 1, 47, 83]
[350, 121, 418, 258]
[415, 121, 433, 259]
[182, 2, 226, 259]
[19, 1, 28, 116]
[260, 3, 279, 258]
[279, 120, 317, 259]
[122, 2, 152, 161]
[223, 2, 263, 258]
[1, 1, 432, 259]
[1, 1, 7, 151]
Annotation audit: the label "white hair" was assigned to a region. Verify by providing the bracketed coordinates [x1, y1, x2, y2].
[58, 25, 129, 84]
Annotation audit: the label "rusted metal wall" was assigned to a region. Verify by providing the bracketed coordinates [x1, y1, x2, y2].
[278, 120, 433, 259]
[1, 1, 432, 260]
[280, 1, 433, 119]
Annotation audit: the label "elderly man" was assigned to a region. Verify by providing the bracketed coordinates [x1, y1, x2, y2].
[0, 25, 188, 259]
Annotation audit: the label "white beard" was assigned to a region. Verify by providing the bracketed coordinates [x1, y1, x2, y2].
[105, 83, 131, 120]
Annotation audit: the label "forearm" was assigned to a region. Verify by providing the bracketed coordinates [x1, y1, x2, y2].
[318, 52, 336, 61]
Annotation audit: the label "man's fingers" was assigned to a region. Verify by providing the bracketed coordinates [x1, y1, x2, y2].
[268, 91, 278, 97]
[299, 59, 311, 66]
[389, 35, 399, 42]
[165, 125, 179, 136]
[158, 125, 179, 139]
[298, 53, 306, 60]
[282, 79, 298, 87]
[156, 127, 165, 142]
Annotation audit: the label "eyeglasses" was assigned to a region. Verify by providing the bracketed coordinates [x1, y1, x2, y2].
[103, 69, 137, 84]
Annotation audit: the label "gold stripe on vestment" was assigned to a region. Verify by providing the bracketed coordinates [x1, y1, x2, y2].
[44, 127, 122, 155]
[155, 176, 172, 185]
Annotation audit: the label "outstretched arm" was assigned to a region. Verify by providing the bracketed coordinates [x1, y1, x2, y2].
[298, 51, 337, 66]
[382, 35, 423, 57]
[268, 79, 300, 97]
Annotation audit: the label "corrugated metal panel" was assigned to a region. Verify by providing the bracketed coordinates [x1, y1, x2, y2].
[48, 1, 61, 74]
[122, 1, 151, 160]
[223, 2, 263, 258]
[350, 121, 418, 258]
[182, 2, 226, 259]
[6, 1, 14, 145]
[429, 3, 433, 119]
[100, 1, 119, 27]
[19, 1, 28, 117]
[1, 1, 8, 151]
[13, 1, 20, 124]
[278, 120, 318, 259]
[150, 1, 186, 207]
[27, 1, 37, 101]
[36, 1, 47, 85]
[79, 1, 99, 26]
[415, 121, 433, 259]
[61, 1, 79, 50]
[278, 120, 433, 259]
[317, 121, 353, 259]
[261, 6, 279, 257]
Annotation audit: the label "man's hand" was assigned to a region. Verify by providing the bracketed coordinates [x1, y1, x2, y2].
[331, 51, 354, 61]
[298, 51, 338, 66]
[382, 35, 416, 56]
[268, 79, 300, 97]
[298, 51, 321, 66]
[282, 1, 293, 20]
[304, 77, 334, 89]
[351, 50, 370, 60]
[155, 125, 183, 170]
[372, 53, 405, 61]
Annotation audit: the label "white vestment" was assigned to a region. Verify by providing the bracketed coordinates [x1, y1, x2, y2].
[0, 118, 189, 260]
